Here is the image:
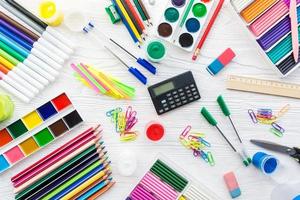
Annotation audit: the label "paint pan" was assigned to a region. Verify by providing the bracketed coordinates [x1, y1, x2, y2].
[0, 93, 73, 149]
[127, 156, 220, 200]
[0, 109, 83, 174]
[230, 0, 300, 77]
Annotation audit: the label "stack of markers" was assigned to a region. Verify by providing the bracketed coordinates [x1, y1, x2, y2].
[179, 126, 214, 166]
[111, 0, 152, 47]
[248, 104, 290, 137]
[0, 0, 74, 102]
[11, 125, 115, 200]
[106, 106, 138, 142]
[71, 63, 135, 100]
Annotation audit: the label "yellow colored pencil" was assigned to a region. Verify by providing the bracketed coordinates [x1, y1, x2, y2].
[0, 56, 15, 70]
[115, 0, 142, 42]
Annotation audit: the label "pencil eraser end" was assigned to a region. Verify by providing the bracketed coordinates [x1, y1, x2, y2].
[218, 48, 236, 66]
[224, 171, 241, 199]
[207, 59, 223, 75]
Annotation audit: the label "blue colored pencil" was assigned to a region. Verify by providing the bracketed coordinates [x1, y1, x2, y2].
[77, 178, 112, 200]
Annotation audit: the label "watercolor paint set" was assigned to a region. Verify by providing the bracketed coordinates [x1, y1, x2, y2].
[156, 0, 218, 52]
[230, 0, 300, 76]
[0, 93, 84, 173]
[126, 156, 220, 200]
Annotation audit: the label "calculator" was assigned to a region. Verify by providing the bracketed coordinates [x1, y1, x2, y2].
[148, 71, 201, 115]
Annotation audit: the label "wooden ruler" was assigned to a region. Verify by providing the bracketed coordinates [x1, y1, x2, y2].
[226, 75, 300, 99]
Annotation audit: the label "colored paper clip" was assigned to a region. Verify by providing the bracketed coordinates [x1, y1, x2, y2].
[180, 125, 191, 139]
[277, 104, 290, 118]
[106, 107, 122, 117]
[120, 131, 138, 141]
[207, 151, 215, 166]
[270, 128, 283, 137]
[199, 150, 209, 162]
[271, 122, 285, 133]
[199, 138, 211, 147]
[248, 109, 258, 123]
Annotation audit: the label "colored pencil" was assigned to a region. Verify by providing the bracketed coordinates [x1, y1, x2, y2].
[137, 0, 152, 25]
[0, 39, 57, 80]
[3, 0, 75, 50]
[0, 0, 74, 55]
[15, 145, 101, 199]
[120, 0, 145, 39]
[290, 0, 299, 62]
[0, 48, 44, 91]
[0, 71, 30, 102]
[76, 179, 112, 200]
[11, 126, 98, 183]
[114, 0, 143, 42]
[87, 181, 115, 199]
[124, 0, 146, 34]
[70, 173, 111, 199]
[0, 11, 69, 60]
[192, 0, 224, 61]
[133, 0, 149, 26]
[20, 150, 107, 200]
[13, 131, 101, 189]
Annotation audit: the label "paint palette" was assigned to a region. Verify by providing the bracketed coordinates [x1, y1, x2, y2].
[156, 0, 217, 52]
[127, 156, 220, 200]
[230, 0, 300, 76]
[0, 93, 84, 173]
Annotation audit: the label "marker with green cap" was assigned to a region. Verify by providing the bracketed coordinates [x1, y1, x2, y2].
[217, 95, 252, 166]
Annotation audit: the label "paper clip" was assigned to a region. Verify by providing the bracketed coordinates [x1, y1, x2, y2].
[193, 149, 200, 157]
[277, 104, 290, 118]
[126, 106, 136, 121]
[248, 109, 258, 123]
[106, 107, 122, 117]
[180, 125, 191, 138]
[270, 127, 283, 137]
[199, 150, 209, 162]
[207, 151, 215, 166]
[199, 138, 211, 147]
[120, 131, 138, 141]
[271, 122, 285, 133]
[126, 117, 138, 131]
[180, 138, 191, 149]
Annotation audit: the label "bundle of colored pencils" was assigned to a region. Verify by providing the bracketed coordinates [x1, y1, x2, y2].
[111, 0, 152, 47]
[71, 63, 135, 100]
[11, 125, 115, 200]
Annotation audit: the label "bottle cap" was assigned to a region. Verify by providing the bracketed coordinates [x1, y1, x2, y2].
[146, 121, 165, 141]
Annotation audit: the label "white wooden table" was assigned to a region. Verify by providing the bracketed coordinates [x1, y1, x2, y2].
[1, 0, 300, 199]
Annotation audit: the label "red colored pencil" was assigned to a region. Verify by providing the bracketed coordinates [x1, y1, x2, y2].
[192, 0, 224, 61]
[124, 0, 146, 33]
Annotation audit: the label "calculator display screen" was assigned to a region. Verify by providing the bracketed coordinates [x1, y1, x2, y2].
[153, 82, 175, 96]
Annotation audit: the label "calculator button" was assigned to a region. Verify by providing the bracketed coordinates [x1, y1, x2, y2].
[166, 93, 171, 97]
[161, 100, 167, 104]
[180, 92, 184, 96]
[193, 92, 198, 95]
[181, 96, 186, 100]
[175, 98, 180, 103]
[159, 109, 164, 113]
[171, 105, 176, 109]
[182, 100, 188, 104]
[178, 88, 183, 92]
[168, 97, 173, 101]
[172, 91, 178, 95]
[189, 97, 194, 101]
[185, 86, 189, 90]
[164, 107, 169, 111]
[176, 102, 182, 106]
[194, 95, 200, 99]
[187, 93, 192, 97]
[186, 90, 191, 94]
[169, 101, 175, 105]
[174, 95, 179, 98]
[191, 88, 196, 91]
[163, 103, 168, 107]
[190, 84, 195, 88]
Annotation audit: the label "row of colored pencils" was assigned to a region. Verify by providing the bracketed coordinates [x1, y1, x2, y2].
[111, 0, 152, 47]
[11, 125, 115, 200]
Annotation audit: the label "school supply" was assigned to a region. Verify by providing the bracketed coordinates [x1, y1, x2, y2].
[223, 171, 241, 199]
[71, 63, 135, 100]
[250, 139, 300, 164]
[106, 106, 138, 142]
[64, 11, 88, 32]
[230, 0, 300, 76]
[192, 0, 224, 60]
[0, 93, 13, 122]
[252, 152, 279, 174]
[226, 75, 300, 99]
[207, 48, 236, 76]
[146, 40, 167, 63]
[290, 0, 299, 62]
[133, 0, 152, 26]
[271, 182, 300, 200]
[0, 93, 83, 174]
[39, 0, 64, 26]
[117, 150, 137, 176]
[156, 0, 221, 51]
[179, 125, 214, 166]
[201, 99, 251, 166]
[11, 125, 115, 199]
[148, 0, 155, 6]
[146, 121, 165, 141]
[127, 156, 220, 200]
[148, 71, 200, 115]
[105, 5, 121, 24]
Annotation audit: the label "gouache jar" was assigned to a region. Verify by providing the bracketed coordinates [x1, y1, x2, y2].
[252, 152, 279, 175]
[146, 40, 167, 63]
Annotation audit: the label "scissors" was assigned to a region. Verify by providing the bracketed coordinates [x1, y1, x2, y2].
[250, 139, 300, 164]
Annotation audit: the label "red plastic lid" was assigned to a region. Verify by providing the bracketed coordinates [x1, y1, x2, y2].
[146, 123, 164, 141]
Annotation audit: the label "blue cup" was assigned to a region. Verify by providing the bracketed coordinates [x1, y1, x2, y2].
[252, 152, 278, 174]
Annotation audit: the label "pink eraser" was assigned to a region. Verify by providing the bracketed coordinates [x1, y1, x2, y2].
[224, 171, 241, 198]
[218, 48, 236, 66]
